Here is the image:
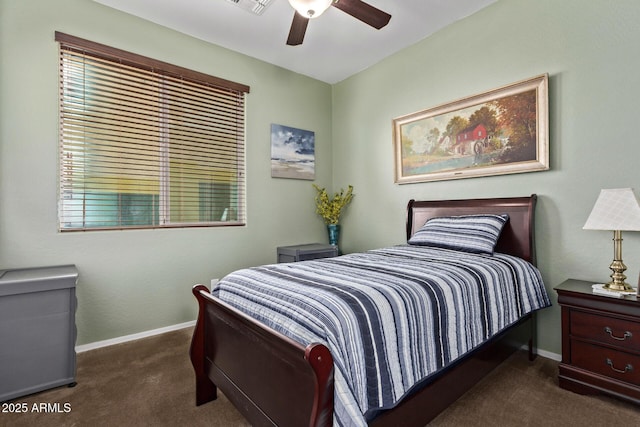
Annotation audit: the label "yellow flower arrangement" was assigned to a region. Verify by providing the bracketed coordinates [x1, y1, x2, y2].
[313, 184, 354, 225]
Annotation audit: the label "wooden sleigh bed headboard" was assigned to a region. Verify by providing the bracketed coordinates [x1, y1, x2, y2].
[406, 195, 537, 264]
[190, 195, 540, 427]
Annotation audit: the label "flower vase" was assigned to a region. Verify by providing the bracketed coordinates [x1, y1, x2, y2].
[327, 224, 340, 247]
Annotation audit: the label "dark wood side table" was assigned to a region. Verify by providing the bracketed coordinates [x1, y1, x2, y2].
[555, 279, 640, 404]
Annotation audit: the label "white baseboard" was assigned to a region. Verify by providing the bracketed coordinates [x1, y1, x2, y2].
[536, 347, 561, 361]
[75, 320, 564, 362]
[75, 320, 196, 353]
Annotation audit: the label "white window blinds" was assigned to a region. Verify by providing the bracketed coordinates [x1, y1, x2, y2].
[56, 32, 249, 231]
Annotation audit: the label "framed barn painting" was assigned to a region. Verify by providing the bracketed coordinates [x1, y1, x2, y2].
[393, 74, 549, 184]
[271, 124, 315, 180]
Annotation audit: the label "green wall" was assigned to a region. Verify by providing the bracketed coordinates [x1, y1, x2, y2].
[332, 0, 640, 354]
[0, 0, 333, 345]
[3, 0, 640, 356]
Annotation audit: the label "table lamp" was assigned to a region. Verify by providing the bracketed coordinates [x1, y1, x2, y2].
[583, 188, 640, 292]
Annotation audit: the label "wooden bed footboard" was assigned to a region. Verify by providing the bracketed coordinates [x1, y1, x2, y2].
[189, 284, 334, 427]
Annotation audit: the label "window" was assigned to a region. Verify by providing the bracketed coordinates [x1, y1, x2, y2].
[56, 32, 249, 231]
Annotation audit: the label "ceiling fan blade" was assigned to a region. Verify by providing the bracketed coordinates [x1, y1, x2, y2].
[332, 0, 391, 29]
[286, 12, 309, 46]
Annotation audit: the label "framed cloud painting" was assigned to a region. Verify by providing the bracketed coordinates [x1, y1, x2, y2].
[271, 124, 315, 180]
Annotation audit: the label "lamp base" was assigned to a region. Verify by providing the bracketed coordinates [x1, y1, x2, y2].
[603, 281, 635, 292]
[603, 232, 635, 292]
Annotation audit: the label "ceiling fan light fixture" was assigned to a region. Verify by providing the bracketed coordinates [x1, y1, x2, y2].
[287, 0, 333, 19]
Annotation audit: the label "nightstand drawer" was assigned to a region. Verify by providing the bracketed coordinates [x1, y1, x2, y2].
[556, 279, 640, 403]
[571, 311, 640, 351]
[571, 340, 640, 385]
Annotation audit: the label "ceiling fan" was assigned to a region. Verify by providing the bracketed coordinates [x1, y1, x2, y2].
[286, 0, 391, 46]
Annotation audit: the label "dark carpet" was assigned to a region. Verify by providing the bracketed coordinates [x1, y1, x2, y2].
[3, 327, 639, 426]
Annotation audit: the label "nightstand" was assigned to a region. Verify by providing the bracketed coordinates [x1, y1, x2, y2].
[555, 279, 640, 404]
[277, 243, 338, 263]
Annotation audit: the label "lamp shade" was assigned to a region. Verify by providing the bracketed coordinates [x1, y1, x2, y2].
[583, 188, 640, 231]
[288, 0, 333, 18]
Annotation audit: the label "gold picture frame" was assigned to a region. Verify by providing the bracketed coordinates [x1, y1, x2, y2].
[393, 74, 549, 184]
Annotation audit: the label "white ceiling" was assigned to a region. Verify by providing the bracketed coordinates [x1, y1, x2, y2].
[94, 0, 496, 84]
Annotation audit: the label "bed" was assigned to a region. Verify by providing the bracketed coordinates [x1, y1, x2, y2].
[190, 195, 550, 426]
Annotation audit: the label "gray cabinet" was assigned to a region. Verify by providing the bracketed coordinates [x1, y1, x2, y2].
[277, 243, 338, 263]
[0, 265, 78, 402]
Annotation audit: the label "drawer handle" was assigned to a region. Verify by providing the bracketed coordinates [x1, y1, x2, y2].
[604, 327, 632, 341]
[606, 358, 633, 374]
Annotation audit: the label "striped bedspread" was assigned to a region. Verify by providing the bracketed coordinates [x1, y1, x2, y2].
[212, 245, 551, 427]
